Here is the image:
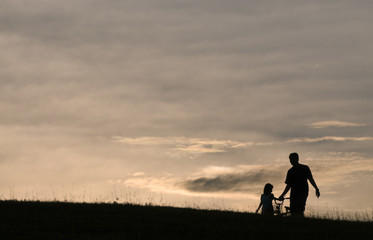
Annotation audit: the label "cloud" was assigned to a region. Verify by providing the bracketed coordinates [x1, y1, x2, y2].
[196, 166, 235, 177]
[1, 0, 372, 140]
[121, 164, 287, 195]
[132, 172, 146, 177]
[122, 175, 258, 201]
[179, 165, 287, 193]
[112, 136, 271, 153]
[309, 121, 367, 128]
[287, 136, 373, 143]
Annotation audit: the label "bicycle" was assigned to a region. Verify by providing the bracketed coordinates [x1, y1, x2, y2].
[274, 197, 290, 216]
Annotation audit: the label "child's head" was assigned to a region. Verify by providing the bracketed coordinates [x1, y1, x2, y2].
[263, 183, 273, 194]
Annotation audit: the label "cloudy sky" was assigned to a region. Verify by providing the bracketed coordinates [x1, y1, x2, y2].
[1, 0, 373, 212]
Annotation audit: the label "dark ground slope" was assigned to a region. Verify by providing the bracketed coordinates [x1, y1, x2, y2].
[0, 201, 372, 240]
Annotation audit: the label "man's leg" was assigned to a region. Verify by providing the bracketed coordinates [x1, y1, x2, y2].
[290, 193, 308, 216]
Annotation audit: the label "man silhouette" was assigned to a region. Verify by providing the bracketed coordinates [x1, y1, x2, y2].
[279, 152, 320, 216]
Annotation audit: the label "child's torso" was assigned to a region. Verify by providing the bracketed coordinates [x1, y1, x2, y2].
[261, 194, 274, 210]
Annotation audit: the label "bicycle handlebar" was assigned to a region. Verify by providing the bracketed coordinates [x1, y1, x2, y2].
[274, 197, 290, 204]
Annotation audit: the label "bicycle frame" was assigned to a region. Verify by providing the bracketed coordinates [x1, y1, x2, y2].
[274, 197, 290, 216]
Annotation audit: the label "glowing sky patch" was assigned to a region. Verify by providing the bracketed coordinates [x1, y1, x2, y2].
[310, 121, 367, 129]
[113, 136, 271, 153]
[288, 136, 373, 143]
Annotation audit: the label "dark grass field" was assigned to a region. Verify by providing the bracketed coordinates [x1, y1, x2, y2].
[1, 200, 372, 240]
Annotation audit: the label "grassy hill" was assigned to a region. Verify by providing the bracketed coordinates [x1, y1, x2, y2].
[0, 200, 372, 240]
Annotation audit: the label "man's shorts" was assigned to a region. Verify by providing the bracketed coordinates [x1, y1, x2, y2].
[290, 193, 308, 215]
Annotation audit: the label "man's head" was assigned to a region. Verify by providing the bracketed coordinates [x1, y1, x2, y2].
[289, 152, 299, 166]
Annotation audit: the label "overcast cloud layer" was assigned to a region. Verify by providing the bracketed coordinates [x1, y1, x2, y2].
[1, 0, 373, 211]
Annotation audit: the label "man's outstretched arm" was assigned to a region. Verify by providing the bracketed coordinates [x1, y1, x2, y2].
[309, 177, 320, 198]
[279, 185, 291, 200]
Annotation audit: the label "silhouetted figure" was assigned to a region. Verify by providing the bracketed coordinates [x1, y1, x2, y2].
[255, 183, 279, 215]
[279, 153, 320, 216]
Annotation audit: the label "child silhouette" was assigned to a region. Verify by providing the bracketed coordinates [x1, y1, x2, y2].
[255, 183, 278, 215]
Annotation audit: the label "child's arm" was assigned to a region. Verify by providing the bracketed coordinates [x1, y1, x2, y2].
[255, 202, 263, 214]
[270, 193, 277, 200]
[272, 195, 279, 200]
[269, 193, 280, 201]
